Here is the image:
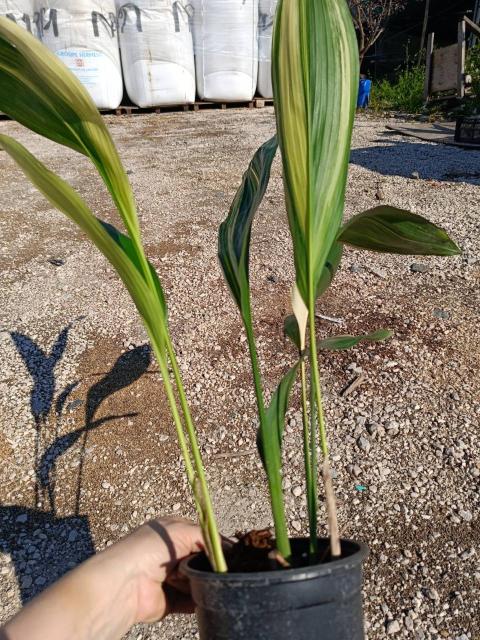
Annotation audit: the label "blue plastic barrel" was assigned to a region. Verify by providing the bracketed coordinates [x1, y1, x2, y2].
[357, 78, 371, 108]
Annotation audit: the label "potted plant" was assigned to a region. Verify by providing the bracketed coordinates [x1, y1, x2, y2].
[0, 1, 460, 638]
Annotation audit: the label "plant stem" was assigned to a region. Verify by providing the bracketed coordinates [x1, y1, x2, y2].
[144, 319, 226, 572]
[165, 339, 227, 572]
[308, 300, 341, 558]
[243, 310, 291, 560]
[300, 357, 317, 557]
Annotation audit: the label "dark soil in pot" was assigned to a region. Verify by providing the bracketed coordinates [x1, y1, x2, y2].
[181, 536, 368, 640]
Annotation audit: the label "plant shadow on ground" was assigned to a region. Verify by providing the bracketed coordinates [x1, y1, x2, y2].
[350, 140, 480, 185]
[0, 327, 152, 604]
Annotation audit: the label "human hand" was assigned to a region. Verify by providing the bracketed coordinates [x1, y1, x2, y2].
[1, 517, 205, 640]
[97, 517, 205, 623]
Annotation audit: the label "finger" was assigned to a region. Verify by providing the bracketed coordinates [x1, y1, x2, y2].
[149, 518, 205, 563]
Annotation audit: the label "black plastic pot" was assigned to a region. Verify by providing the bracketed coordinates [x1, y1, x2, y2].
[181, 538, 368, 640]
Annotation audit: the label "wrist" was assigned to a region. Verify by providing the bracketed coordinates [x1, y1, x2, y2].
[79, 544, 140, 636]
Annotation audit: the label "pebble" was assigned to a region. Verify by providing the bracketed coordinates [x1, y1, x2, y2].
[172, 503, 181, 512]
[425, 588, 440, 601]
[459, 509, 473, 522]
[404, 615, 414, 631]
[460, 547, 475, 560]
[21, 575, 32, 589]
[386, 619, 401, 634]
[67, 530, 78, 543]
[15, 514, 27, 524]
[410, 263, 429, 273]
[357, 436, 371, 453]
[291, 520, 301, 532]
[369, 266, 387, 279]
[433, 308, 450, 320]
[292, 486, 302, 497]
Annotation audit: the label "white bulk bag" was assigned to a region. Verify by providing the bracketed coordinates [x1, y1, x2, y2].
[257, 0, 276, 99]
[192, 0, 258, 102]
[38, 0, 123, 109]
[0, 0, 34, 33]
[116, 0, 195, 107]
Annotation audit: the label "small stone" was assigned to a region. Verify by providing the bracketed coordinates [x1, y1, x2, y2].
[16, 514, 28, 524]
[370, 266, 387, 279]
[425, 588, 440, 601]
[404, 616, 414, 631]
[172, 503, 181, 512]
[292, 486, 303, 498]
[411, 171, 420, 179]
[349, 264, 363, 273]
[101, 481, 110, 490]
[433, 308, 450, 320]
[67, 399, 83, 411]
[410, 263, 429, 273]
[21, 575, 33, 589]
[376, 184, 385, 200]
[67, 530, 78, 543]
[367, 423, 378, 437]
[291, 520, 301, 532]
[357, 436, 371, 453]
[35, 576, 46, 586]
[386, 619, 401, 634]
[459, 509, 473, 522]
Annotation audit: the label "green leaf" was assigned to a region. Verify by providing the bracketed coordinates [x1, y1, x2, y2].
[257, 363, 299, 471]
[100, 222, 167, 321]
[284, 315, 301, 351]
[285, 241, 344, 351]
[318, 328, 393, 351]
[337, 206, 461, 256]
[0, 133, 167, 338]
[218, 136, 278, 315]
[316, 241, 343, 299]
[0, 18, 140, 249]
[272, 0, 359, 304]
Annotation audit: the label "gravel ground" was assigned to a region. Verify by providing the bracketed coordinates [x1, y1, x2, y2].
[0, 109, 479, 640]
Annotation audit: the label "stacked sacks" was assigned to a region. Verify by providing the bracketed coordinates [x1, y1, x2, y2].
[0, 0, 34, 33]
[37, 0, 123, 109]
[192, 0, 258, 102]
[257, 0, 276, 99]
[116, 0, 195, 107]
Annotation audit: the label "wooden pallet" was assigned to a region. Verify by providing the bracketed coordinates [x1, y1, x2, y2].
[0, 99, 273, 121]
[102, 98, 273, 116]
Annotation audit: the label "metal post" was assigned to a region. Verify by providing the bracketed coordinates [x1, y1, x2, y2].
[424, 32, 434, 102]
[458, 19, 466, 99]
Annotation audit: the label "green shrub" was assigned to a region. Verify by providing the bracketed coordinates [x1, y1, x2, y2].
[466, 44, 480, 106]
[370, 64, 425, 114]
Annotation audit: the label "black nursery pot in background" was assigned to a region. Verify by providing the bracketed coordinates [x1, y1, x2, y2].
[182, 538, 368, 640]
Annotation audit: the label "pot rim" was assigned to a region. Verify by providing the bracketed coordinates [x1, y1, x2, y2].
[181, 537, 368, 584]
